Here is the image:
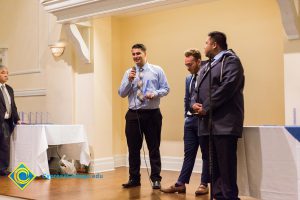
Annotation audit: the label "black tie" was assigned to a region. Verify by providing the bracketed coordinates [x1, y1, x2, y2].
[204, 58, 215, 73]
[190, 74, 197, 95]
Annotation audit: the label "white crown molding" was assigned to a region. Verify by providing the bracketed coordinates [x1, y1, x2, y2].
[42, 0, 300, 40]
[41, 0, 205, 23]
[15, 89, 47, 97]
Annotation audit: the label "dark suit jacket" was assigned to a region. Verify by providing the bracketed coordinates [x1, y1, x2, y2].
[184, 61, 208, 117]
[191, 50, 245, 137]
[0, 84, 20, 134]
[184, 74, 193, 117]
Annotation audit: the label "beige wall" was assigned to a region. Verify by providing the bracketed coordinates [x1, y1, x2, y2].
[0, 0, 75, 124]
[0, 0, 294, 165]
[111, 17, 127, 155]
[118, 0, 285, 140]
[92, 18, 114, 158]
[1, 0, 46, 114]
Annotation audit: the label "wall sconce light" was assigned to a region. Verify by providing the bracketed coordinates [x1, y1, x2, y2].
[49, 42, 65, 57]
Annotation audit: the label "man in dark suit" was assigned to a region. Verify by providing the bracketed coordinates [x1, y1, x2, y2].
[0, 64, 20, 176]
[161, 49, 209, 195]
[192, 31, 244, 200]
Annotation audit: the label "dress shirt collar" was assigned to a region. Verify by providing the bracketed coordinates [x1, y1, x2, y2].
[212, 50, 226, 64]
[135, 62, 149, 72]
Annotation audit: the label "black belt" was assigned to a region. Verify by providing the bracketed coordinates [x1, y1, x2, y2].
[129, 108, 159, 113]
[186, 114, 197, 117]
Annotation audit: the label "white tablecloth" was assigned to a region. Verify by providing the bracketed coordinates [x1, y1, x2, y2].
[237, 126, 300, 200]
[9, 125, 90, 176]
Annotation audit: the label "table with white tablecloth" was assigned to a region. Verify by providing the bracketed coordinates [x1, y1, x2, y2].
[9, 125, 90, 176]
[237, 126, 300, 200]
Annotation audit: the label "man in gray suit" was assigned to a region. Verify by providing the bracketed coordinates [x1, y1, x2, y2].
[0, 64, 20, 176]
[192, 31, 244, 200]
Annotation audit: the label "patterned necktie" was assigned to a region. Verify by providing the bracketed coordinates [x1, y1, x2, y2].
[1, 85, 11, 117]
[136, 68, 144, 102]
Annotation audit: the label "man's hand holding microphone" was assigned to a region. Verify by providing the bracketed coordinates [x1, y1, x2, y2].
[128, 66, 155, 100]
[128, 67, 136, 83]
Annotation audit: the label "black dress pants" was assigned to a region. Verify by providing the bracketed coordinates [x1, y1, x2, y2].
[0, 121, 11, 172]
[203, 135, 239, 200]
[125, 109, 162, 182]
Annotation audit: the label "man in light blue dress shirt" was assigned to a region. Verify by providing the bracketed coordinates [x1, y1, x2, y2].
[118, 43, 169, 189]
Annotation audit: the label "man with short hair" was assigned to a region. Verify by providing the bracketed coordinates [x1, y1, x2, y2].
[0, 65, 20, 176]
[118, 43, 170, 189]
[192, 31, 245, 200]
[161, 49, 209, 195]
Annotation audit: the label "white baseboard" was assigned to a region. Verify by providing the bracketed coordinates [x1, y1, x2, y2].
[89, 157, 115, 173]
[141, 155, 202, 173]
[89, 155, 202, 174]
[114, 154, 128, 167]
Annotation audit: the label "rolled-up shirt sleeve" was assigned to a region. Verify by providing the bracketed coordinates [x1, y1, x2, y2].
[153, 68, 170, 98]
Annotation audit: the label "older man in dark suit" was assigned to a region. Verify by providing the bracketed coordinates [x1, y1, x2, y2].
[192, 31, 245, 200]
[0, 64, 20, 176]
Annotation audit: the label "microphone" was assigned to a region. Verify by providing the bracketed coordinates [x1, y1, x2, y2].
[131, 66, 136, 79]
[132, 66, 136, 72]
